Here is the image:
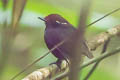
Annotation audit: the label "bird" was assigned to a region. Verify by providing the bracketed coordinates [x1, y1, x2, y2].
[38, 14, 93, 66]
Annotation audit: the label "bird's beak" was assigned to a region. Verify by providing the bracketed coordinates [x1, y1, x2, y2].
[38, 17, 46, 22]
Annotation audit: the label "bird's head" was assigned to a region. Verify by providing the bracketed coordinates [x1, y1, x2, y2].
[38, 14, 69, 28]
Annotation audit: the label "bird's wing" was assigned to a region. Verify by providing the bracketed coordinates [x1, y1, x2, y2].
[44, 27, 73, 60]
[56, 27, 93, 59]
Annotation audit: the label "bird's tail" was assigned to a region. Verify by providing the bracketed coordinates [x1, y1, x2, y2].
[82, 41, 94, 59]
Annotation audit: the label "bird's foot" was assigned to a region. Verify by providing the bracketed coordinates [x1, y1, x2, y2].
[49, 59, 62, 70]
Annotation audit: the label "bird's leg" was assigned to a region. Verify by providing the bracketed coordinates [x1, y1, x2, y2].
[56, 59, 63, 69]
[49, 59, 63, 70]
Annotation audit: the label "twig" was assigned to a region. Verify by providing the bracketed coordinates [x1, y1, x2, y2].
[83, 61, 100, 80]
[87, 8, 120, 27]
[81, 47, 120, 69]
[101, 38, 111, 53]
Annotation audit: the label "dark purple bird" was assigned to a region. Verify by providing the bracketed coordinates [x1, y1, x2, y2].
[39, 14, 93, 64]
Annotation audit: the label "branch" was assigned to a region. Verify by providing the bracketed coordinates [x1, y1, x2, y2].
[88, 25, 120, 50]
[22, 61, 68, 80]
[23, 47, 120, 80]
[53, 47, 120, 80]
[83, 38, 111, 80]
[68, 0, 91, 79]
[22, 25, 120, 80]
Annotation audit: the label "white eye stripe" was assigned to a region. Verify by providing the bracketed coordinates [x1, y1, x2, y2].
[56, 21, 61, 24]
[61, 23, 67, 24]
[56, 20, 67, 24]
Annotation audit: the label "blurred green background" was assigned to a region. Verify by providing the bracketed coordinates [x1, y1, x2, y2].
[0, 0, 120, 80]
